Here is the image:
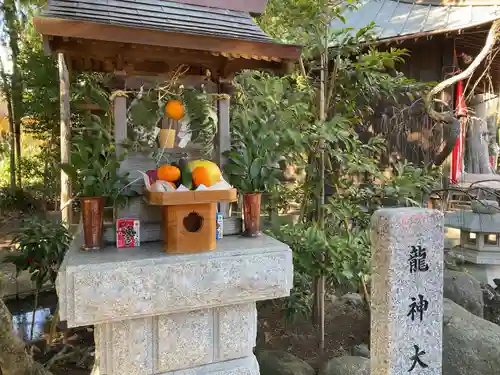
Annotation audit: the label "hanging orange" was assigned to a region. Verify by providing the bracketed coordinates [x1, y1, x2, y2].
[192, 167, 212, 187]
[157, 165, 181, 182]
[165, 100, 185, 121]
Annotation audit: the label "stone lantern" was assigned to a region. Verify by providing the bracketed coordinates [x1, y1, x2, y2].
[446, 200, 500, 285]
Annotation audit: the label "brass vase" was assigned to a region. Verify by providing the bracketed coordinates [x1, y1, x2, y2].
[80, 197, 104, 251]
[242, 193, 262, 237]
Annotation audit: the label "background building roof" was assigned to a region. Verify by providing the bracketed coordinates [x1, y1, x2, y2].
[332, 0, 500, 41]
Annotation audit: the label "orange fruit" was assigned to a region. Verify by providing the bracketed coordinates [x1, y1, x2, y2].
[192, 167, 212, 187]
[157, 165, 181, 182]
[187, 160, 221, 184]
[165, 100, 184, 121]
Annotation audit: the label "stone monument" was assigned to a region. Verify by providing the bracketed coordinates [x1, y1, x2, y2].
[371, 208, 444, 375]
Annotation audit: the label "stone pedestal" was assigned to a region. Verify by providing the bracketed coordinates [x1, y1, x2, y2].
[57, 232, 293, 375]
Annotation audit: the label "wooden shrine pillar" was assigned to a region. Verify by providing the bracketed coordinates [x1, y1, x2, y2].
[113, 94, 127, 157]
[216, 81, 233, 216]
[58, 53, 72, 226]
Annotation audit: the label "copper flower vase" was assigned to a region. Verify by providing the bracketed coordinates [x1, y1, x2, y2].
[243, 193, 262, 237]
[80, 197, 104, 251]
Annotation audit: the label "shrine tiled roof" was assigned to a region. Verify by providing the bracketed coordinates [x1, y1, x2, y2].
[42, 0, 273, 43]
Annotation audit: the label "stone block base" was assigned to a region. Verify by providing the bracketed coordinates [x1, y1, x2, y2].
[161, 356, 259, 375]
[92, 355, 259, 375]
[93, 303, 257, 375]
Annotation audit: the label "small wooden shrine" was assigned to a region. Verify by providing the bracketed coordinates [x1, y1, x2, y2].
[146, 188, 238, 253]
[35, 2, 300, 375]
[34, 0, 301, 226]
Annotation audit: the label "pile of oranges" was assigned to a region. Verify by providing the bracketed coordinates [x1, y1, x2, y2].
[151, 159, 222, 190]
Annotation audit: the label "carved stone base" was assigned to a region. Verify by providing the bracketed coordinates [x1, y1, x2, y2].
[93, 304, 256, 374]
[57, 231, 292, 375]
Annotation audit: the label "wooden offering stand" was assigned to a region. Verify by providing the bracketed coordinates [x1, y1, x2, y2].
[145, 188, 238, 254]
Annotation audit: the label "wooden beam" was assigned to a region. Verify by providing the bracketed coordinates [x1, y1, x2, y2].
[216, 82, 232, 217]
[58, 53, 72, 226]
[110, 74, 218, 91]
[49, 37, 285, 74]
[33, 17, 302, 61]
[50, 38, 224, 73]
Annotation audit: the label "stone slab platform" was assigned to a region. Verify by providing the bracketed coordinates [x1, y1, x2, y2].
[57, 232, 293, 327]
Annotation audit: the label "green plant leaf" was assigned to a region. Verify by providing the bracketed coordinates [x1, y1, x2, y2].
[224, 163, 246, 176]
[249, 158, 263, 180]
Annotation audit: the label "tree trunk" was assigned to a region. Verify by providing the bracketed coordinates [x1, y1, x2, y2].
[42, 153, 49, 213]
[0, 59, 17, 192]
[466, 119, 490, 173]
[465, 94, 498, 174]
[313, 29, 328, 355]
[3, 0, 23, 189]
[7, 98, 16, 193]
[0, 297, 53, 375]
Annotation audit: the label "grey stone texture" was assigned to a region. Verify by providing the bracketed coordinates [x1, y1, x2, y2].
[443, 298, 500, 375]
[255, 350, 315, 375]
[319, 356, 369, 375]
[443, 269, 484, 317]
[57, 232, 292, 327]
[96, 355, 260, 375]
[350, 344, 370, 358]
[445, 209, 500, 233]
[160, 356, 260, 375]
[471, 199, 499, 214]
[370, 208, 444, 375]
[117, 195, 162, 223]
[339, 293, 364, 307]
[0, 262, 51, 298]
[450, 247, 500, 265]
[93, 303, 257, 374]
